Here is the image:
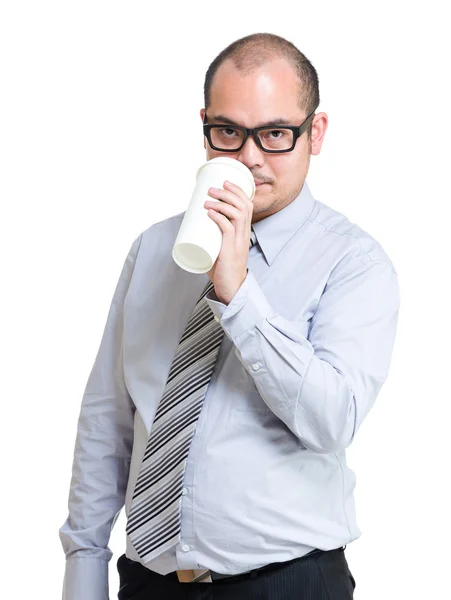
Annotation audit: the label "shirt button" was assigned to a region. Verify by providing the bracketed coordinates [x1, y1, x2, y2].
[214, 315, 220, 322]
[182, 544, 190, 552]
[181, 487, 187, 495]
[251, 363, 260, 371]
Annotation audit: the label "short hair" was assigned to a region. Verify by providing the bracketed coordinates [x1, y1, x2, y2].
[203, 33, 320, 139]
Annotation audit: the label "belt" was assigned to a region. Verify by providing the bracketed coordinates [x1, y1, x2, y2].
[176, 547, 332, 583]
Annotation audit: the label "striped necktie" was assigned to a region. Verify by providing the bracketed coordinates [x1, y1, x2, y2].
[126, 228, 257, 563]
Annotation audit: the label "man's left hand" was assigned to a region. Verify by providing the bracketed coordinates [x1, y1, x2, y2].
[204, 180, 254, 305]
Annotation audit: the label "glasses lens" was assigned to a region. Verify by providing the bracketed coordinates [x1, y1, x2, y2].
[258, 128, 294, 151]
[210, 126, 245, 150]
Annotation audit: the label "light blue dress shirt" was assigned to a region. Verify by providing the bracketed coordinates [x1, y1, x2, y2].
[59, 181, 400, 600]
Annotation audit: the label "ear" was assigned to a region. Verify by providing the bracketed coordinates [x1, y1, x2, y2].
[310, 112, 328, 156]
[200, 109, 206, 149]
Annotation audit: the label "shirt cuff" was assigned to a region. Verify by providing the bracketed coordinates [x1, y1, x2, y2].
[204, 269, 276, 343]
[62, 557, 109, 600]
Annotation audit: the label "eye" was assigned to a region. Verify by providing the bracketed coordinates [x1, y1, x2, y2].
[267, 130, 285, 138]
[219, 128, 239, 138]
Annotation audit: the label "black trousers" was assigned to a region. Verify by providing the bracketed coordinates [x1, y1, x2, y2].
[117, 546, 356, 599]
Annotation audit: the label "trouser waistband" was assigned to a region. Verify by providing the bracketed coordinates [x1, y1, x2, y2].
[176, 546, 346, 583]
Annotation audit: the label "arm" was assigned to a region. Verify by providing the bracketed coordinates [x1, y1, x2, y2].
[59, 234, 142, 600]
[205, 258, 400, 453]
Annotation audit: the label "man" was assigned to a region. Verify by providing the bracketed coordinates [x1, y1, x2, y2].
[59, 33, 400, 600]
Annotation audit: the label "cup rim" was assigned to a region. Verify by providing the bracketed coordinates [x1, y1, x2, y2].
[196, 157, 256, 201]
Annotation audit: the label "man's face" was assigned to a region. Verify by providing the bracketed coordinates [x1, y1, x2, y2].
[200, 57, 327, 223]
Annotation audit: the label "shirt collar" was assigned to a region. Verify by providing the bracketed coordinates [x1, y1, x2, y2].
[251, 180, 316, 266]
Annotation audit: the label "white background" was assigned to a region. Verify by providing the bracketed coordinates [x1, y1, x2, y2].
[1, 1, 450, 598]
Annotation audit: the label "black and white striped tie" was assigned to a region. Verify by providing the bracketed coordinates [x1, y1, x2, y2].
[126, 229, 257, 563]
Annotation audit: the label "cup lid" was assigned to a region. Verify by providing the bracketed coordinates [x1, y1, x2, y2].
[196, 157, 256, 201]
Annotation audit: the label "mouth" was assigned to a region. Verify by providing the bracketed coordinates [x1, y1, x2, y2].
[254, 180, 269, 187]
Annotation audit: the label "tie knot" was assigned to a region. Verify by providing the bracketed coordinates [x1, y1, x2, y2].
[249, 228, 257, 249]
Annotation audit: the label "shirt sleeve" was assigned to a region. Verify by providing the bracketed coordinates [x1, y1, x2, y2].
[205, 259, 400, 454]
[59, 233, 143, 600]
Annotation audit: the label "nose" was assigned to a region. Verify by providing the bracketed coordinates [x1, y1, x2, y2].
[236, 134, 265, 170]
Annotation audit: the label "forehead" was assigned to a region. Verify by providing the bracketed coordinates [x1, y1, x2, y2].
[209, 57, 303, 125]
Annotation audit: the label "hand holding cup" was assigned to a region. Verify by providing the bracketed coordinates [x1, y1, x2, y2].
[172, 157, 256, 275]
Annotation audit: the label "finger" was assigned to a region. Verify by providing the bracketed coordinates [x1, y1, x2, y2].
[207, 204, 252, 249]
[208, 188, 251, 240]
[205, 200, 240, 221]
[223, 180, 253, 204]
[208, 187, 246, 211]
[206, 198, 250, 242]
[207, 209, 235, 236]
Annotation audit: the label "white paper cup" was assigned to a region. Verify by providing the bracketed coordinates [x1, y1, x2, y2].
[172, 157, 256, 274]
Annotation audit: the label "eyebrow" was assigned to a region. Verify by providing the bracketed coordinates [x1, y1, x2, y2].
[211, 114, 294, 128]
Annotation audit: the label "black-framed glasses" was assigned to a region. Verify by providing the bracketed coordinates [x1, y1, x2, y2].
[203, 106, 318, 154]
